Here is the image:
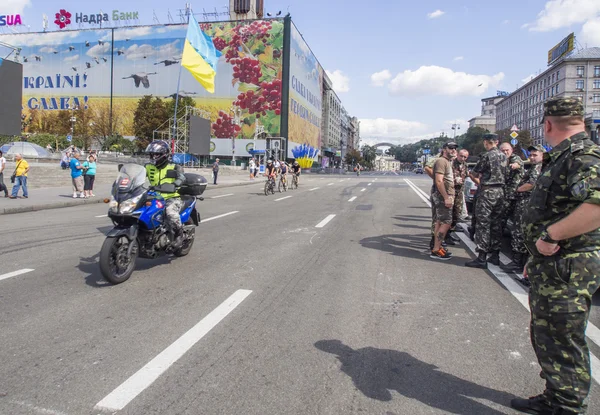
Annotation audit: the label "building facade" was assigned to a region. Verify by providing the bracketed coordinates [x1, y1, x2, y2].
[468, 96, 504, 133]
[349, 117, 360, 150]
[321, 76, 342, 159]
[496, 47, 600, 145]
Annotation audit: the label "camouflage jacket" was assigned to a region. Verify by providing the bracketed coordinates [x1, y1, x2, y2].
[504, 154, 524, 199]
[523, 132, 600, 254]
[515, 163, 541, 199]
[452, 159, 468, 189]
[473, 147, 507, 186]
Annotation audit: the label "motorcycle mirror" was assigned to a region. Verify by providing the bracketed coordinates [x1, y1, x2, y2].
[118, 164, 123, 171]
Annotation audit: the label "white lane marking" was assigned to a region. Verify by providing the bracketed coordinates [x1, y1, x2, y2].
[202, 211, 239, 223]
[348, 196, 357, 202]
[211, 194, 234, 199]
[339, 179, 344, 183]
[328, 183, 334, 186]
[95, 214, 108, 218]
[95, 289, 253, 412]
[361, 188, 366, 192]
[405, 181, 600, 385]
[315, 214, 336, 228]
[320, 178, 325, 180]
[274, 196, 293, 202]
[406, 179, 430, 199]
[0, 269, 35, 282]
[368, 183, 372, 186]
[309, 187, 320, 191]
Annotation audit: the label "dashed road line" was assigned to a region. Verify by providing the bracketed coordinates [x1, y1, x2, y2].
[361, 188, 366, 192]
[274, 196, 293, 202]
[348, 196, 357, 202]
[211, 194, 234, 199]
[95, 214, 108, 218]
[95, 289, 253, 412]
[0, 269, 35, 282]
[309, 187, 320, 191]
[315, 214, 336, 228]
[202, 211, 239, 223]
[328, 183, 334, 186]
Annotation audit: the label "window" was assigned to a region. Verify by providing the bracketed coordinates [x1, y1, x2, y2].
[551, 86, 555, 96]
[556, 84, 560, 93]
[552, 73, 555, 83]
[595, 66, 600, 77]
[594, 94, 600, 103]
[594, 109, 600, 118]
[576, 80, 584, 90]
[557, 70, 560, 79]
[595, 80, 600, 89]
[577, 66, 585, 76]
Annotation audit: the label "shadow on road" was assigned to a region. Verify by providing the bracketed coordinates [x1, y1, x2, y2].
[78, 253, 172, 288]
[360, 233, 466, 262]
[314, 340, 516, 414]
[392, 215, 431, 223]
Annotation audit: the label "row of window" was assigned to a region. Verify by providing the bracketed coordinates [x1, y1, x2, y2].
[575, 80, 600, 89]
[577, 66, 600, 77]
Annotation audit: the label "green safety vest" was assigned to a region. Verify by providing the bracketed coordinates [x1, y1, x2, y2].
[145, 163, 180, 200]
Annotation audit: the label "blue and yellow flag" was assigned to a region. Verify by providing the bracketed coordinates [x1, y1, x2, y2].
[181, 14, 221, 93]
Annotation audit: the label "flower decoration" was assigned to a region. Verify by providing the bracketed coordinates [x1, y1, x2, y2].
[55, 10, 71, 29]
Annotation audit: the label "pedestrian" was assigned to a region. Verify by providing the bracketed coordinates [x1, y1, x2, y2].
[9, 153, 29, 199]
[424, 152, 443, 249]
[449, 149, 469, 242]
[500, 142, 524, 231]
[70, 151, 85, 198]
[212, 158, 220, 185]
[0, 150, 8, 197]
[508, 145, 544, 272]
[83, 154, 97, 198]
[511, 98, 600, 415]
[465, 133, 507, 269]
[430, 141, 458, 260]
[249, 157, 256, 180]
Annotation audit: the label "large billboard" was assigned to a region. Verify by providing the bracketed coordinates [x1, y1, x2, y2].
[0, 58, 23, 135]
[548, 33, 575, 66]
[286, 22, 323, 162]
[1, 18, 284, 139]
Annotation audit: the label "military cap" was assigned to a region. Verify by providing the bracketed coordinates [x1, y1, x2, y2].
[528, 144, 546, 153]
[482, 133, 499, 141]
[540, 98, 584, 124]
[443, 141, 458, 149]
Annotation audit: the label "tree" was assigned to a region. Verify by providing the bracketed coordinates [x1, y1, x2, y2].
[344, 148, 363, 166]
[133, 96, 169, 150]
[165, 96, 197, 120]
[457, 126, 487, 156]
[361, 145, 377, 169]
[90, 102, 124, 147]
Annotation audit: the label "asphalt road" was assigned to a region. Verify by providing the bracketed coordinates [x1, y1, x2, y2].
[0, 173, 598, 415]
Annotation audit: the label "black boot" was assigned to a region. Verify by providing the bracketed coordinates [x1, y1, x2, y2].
[468, 226, 475, 241]
[447, 231, 460, 242]
[510, 252, 523, 271]
[488, 251, 500, 266]
[429, 237, 434, 250]
[465, 251, 487, 269]
[173, 228, 184, 250]
[510, 395, 553, 414]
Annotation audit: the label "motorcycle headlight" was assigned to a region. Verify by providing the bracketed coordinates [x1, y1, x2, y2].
[108, 196, 118, 213]
[118, 194, 144, 214]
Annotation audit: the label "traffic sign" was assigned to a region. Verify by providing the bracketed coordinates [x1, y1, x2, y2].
[510, 138, 518, 146]
[67, 135, 72, 142]
[510, 124, 519, 132]
[510, 131, 519, 139]
[423, 149, 430, 155]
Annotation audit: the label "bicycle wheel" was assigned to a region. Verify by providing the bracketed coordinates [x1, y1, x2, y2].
[278, 179, 283, 193]
[264, 181, 269, 196]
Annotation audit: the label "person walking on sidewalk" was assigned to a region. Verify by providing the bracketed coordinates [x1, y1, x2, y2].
[9, 154, 29, 199]
[212, 158, 220, 185]
[83, 154, 97, 198]
[0, 150, 8, 197]
[511, 98, 600, 415]
[70, 152, 85, 198]
[249, 158, 256, 180]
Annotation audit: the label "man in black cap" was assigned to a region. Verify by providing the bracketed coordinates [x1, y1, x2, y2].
[429, 141, 458, 260]
[511, 98, 600, 415]
[508, 144, 545, 272]
[465, 133, 507, 268]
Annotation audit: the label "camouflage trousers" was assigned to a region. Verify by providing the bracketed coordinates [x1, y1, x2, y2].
[510, 197, 529, 254]
[451, 188, 464, 229]
[527, 253, 600, 413]
[165, 198, 183, 229]
[502, 197, 517, 228]
[474, 187, 504, 253]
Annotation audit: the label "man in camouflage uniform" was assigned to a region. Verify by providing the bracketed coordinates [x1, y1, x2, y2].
[465, 133, 507, 269]
[511, 98, 600, 415]
[500, 142, 525, 230]
[508, 145, 544, 271]
[425, 152, 443, 250]
[450, 149, 469, 240]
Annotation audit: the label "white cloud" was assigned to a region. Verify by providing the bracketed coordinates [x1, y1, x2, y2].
[359, 118, 429, 142]
[388, 65, 505, 97]
[39, 46, 58, 54]
[502, 19, 511, 25]
[453, 56, 464, 61]
[3, 31, 79, 47]
[580, 17, 600, 45]
[64, 54, 79, 63]
[427, 10, 445, 19]
[527, 0, 600, 32]
[3, 0, 31, 15]
[326, 69, 350, 93]
[86, 43, 111, 58]
[370, 70, 392, 87]
[124, 40, 180, 61]
[101, 26, 154, 41]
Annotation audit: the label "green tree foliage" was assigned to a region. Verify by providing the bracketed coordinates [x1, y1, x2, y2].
[361, 145, 377, 169]
[102, 135, 136, 153]
[344, 148, 364, 166]
[165, 96, 197, 120]
[133, 96, 169, 150]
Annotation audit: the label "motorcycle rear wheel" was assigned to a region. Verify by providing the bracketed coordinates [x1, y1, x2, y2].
[99, 236, 138, 284]
[174, 225, 195, 257]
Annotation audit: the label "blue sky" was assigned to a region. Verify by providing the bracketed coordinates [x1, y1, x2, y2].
[3, 0, 600, 144]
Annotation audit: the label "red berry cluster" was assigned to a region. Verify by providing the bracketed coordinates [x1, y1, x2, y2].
[212, 111, 242, 138]
[261, 79, 282, 115]
[231, 57, 262, 84]
[238, 21, 272, 43]
[225, 33, 242, 62]
[213, 37, 226, 51]
[200, 23, 211, 32]
[233, 79, 282, 118]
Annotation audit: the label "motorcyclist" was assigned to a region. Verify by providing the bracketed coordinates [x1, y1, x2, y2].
[145, 140, 186, 248]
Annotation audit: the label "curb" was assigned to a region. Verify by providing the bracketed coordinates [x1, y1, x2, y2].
[0, 180, 256, 215]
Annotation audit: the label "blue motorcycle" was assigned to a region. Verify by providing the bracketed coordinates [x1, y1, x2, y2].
[100, 164, 207, 284]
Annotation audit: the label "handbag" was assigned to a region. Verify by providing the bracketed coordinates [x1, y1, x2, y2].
[10, 161, 21, 183]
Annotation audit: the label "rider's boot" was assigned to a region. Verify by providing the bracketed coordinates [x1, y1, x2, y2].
[173, 228, 184, 250]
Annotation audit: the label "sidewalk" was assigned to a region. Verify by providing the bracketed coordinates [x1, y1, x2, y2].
[0, 173, 256, 215]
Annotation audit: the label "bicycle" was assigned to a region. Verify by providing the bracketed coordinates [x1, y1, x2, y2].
[264, 176, 276, 196]
[291, 174, 299, 190]
[278, 174, 288, 192]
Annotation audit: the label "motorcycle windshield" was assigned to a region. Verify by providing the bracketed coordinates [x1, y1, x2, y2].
[112, 164, 149, 201]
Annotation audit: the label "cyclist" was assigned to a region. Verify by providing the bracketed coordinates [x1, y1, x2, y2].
[265, 159, 277, 186]
[280, 160, 288, 185]
[355, 163, 361, 176]
[291, 160, 301, 185]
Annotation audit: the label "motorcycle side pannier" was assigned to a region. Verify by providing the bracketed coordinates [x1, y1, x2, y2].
[179, 173, 207, 196]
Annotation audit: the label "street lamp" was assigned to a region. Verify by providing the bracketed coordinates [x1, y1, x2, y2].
[451, 122, 461, 139]
[69, 105, 79, 137]
[230, 106, 242, 165]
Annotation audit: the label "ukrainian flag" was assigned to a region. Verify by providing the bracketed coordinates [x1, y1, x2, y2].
[181, 14, 221, 93]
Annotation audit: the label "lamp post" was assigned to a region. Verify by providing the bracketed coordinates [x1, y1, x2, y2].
[451, 122, 461, 139]
[230, 106, 242, 165]
[69, 105, 79, 138]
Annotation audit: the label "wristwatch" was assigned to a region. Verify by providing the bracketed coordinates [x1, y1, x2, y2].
[540, 228, 559, 244]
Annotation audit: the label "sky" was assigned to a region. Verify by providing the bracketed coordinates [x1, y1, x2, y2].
[3, 0, 600, 146]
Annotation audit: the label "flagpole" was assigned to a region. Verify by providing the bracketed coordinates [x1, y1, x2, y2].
[172, 4, 191, 154]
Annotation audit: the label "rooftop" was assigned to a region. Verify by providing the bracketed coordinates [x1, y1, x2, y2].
[564, 47, 600, 61]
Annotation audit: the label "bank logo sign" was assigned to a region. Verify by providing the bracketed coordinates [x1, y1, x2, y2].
[54, 10, 71, 29]
[54, 9, 139, 29]
[0, 14, 22, 26]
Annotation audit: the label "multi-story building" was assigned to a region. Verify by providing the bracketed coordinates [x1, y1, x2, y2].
[468, 96, 505, 133]
[496, 47, 600, 145]
[321, 74, 342, 159]
[349, 117, 360, 150]
[229, 0, 264, 20]
[340, 106, 350, 158]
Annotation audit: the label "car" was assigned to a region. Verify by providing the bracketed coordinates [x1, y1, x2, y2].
[414, 167, 424, 174]
[463, 177, 478, 214]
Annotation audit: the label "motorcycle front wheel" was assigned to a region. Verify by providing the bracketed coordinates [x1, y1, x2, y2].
[99, 236, 139, 284]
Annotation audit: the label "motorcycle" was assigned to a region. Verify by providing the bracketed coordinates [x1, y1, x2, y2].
[100, 164, 207, 284]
